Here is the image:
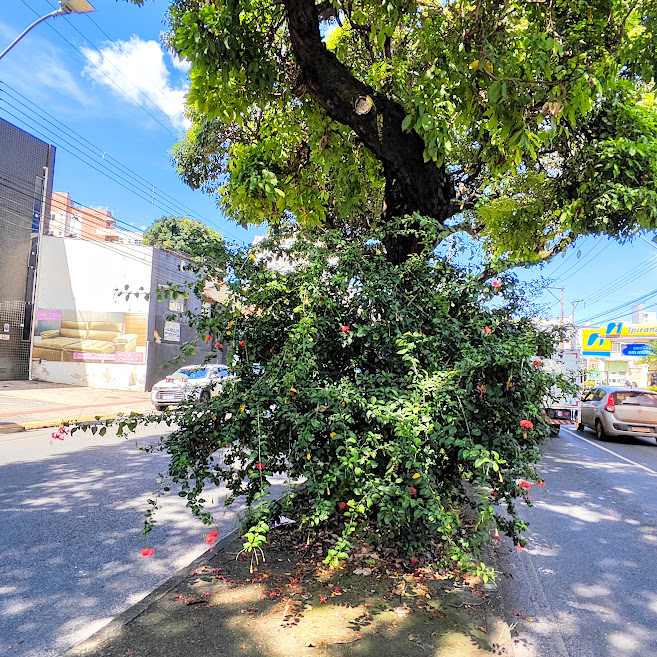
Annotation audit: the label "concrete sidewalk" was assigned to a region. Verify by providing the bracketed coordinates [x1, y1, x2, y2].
[0, 380, 153, 433]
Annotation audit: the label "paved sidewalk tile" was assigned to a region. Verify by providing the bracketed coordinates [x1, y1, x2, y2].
[0, 380, 153, 432]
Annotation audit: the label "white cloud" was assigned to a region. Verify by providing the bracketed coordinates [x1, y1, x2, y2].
[0, 21, 89, 105]
[169, 51, 192, 73]
[81, 36, 190, 131]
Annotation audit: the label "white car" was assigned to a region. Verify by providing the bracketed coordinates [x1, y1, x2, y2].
[151, 364, 231, 410]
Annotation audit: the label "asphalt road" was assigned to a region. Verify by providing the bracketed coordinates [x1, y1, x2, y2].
[498, 425, 657, 657]
[0, 424, 286, 657]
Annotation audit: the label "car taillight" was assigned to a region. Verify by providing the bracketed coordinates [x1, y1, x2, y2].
[604, 394, 615, 413]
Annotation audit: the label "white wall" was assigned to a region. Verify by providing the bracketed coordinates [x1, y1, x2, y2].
[38, 236, 152, 314]
[32, 236, 153, 391]
[32, 360, 147, 391]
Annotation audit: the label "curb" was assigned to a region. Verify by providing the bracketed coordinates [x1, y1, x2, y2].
[64, 527, 241, 656]
[22, 414, 118, 431]
[4, 411, 149, 432]
[483, 541, 517, 656]
[0, 422, 25, 435]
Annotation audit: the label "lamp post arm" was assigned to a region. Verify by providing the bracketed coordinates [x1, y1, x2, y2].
[0, 9, 64, 61]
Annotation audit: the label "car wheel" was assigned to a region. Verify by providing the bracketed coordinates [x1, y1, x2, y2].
[200, 390, 211, 403]
[153, 404, 166, 412]
[576, 423, 585, 432]
[595, 420, 607, 441]
[550, 424, 561, 436]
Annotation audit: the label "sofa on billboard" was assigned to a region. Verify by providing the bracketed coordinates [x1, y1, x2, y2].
[33, 320, 138, 361]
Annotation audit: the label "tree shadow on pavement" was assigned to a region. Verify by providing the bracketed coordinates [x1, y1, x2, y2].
[497, 433, 657, 656]
[0, 435, 285, 657]
[69, 530, 509, 657]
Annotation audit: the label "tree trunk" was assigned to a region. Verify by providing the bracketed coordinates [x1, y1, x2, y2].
[283, 0, 454, 262]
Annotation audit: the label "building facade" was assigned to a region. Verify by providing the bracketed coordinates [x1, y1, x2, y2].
[31, 235, 216, 391]
[580, 307, 657, 387]
[0, 119, 55, 380]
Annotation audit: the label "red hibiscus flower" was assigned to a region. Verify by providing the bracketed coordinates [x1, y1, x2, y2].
[533, 360, 542, 367]
[338, 502, 348, 511]
[215, 342, 223, 349]
[239, 340, 246, 347]
[341, 325, 349, 332]
[204, 335, 212, 342]
[410, 486, 417, 496]
[491, 280, 502, 289]
[520, 420, 533, 429]
[520, 481, 531, 489]
[537, 481, 546, 487]
[483, 327, 492, 334]
[205, 530, 219, 544]
[255, 462, 265, 470]
[141, 548, 154, 557]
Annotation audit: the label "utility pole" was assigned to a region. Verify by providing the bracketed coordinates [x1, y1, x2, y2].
[571, 299, 584, 350]
[560, 287, 564, 324]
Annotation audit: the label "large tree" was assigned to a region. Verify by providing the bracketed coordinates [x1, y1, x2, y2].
[117, 0, 657, 566]
[161, 0, 657, 266]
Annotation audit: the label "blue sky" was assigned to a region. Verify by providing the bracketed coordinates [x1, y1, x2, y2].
[1, 0, 656, 327]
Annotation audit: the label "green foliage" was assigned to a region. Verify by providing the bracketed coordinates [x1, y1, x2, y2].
[128, 225, 566, 566]
[162, 0, 657, 260]
[143, 215, 224, 256]
[638, 343, 657, 370]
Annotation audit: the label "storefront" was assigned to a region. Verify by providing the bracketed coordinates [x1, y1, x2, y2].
[581, 322, 657, 387]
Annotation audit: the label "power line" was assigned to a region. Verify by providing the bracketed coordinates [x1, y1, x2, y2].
[581, 255, 657, 307]
[18, 0, 180, 138]
[0, 84, 243, 242]
[579, 287, 657, 325]
[552, 239, 610, 284]
[0, 181, 202, 280]
[0, 100, 243, 246]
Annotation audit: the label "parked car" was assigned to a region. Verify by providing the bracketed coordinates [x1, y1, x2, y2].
[151, 364, 231, 410]
[578, 386, 657, 441]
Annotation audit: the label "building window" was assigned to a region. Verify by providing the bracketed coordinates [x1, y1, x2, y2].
[169, 298, 185, 313]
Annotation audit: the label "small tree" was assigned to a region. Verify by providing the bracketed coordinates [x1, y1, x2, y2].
[130, 226, 568, 568]
[143, 216, 224, 256]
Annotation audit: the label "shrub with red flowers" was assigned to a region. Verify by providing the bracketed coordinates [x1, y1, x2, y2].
[110, 225, 569, 568]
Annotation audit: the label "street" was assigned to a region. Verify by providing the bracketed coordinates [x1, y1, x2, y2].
[5, 421, 657, 657]
[0, 424, 286, 657]
[498, 426, 657, 657]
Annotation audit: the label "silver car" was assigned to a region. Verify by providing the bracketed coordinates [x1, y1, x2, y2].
[578, 386, 657, 441]
[151, 364, 230, 410]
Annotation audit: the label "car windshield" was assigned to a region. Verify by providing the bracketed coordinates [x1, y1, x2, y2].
[172, 367, 216, 380]
[615, 391, 657, 407]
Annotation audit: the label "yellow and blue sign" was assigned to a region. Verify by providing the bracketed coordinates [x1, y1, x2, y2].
[582, 323, 657, 356]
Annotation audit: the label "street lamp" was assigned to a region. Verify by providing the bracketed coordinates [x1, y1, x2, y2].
[0, 0, 96, 61]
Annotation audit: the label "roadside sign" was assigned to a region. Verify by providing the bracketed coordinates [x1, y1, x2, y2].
[621, 344, 652, 357]
[3, 323, 8, 333]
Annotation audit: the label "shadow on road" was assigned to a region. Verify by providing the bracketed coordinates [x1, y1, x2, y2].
[498, 432, 657, 656]
[0, 436, 280, 657]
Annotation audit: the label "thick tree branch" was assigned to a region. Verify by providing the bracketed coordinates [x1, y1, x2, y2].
[282, 0, 454, 261]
